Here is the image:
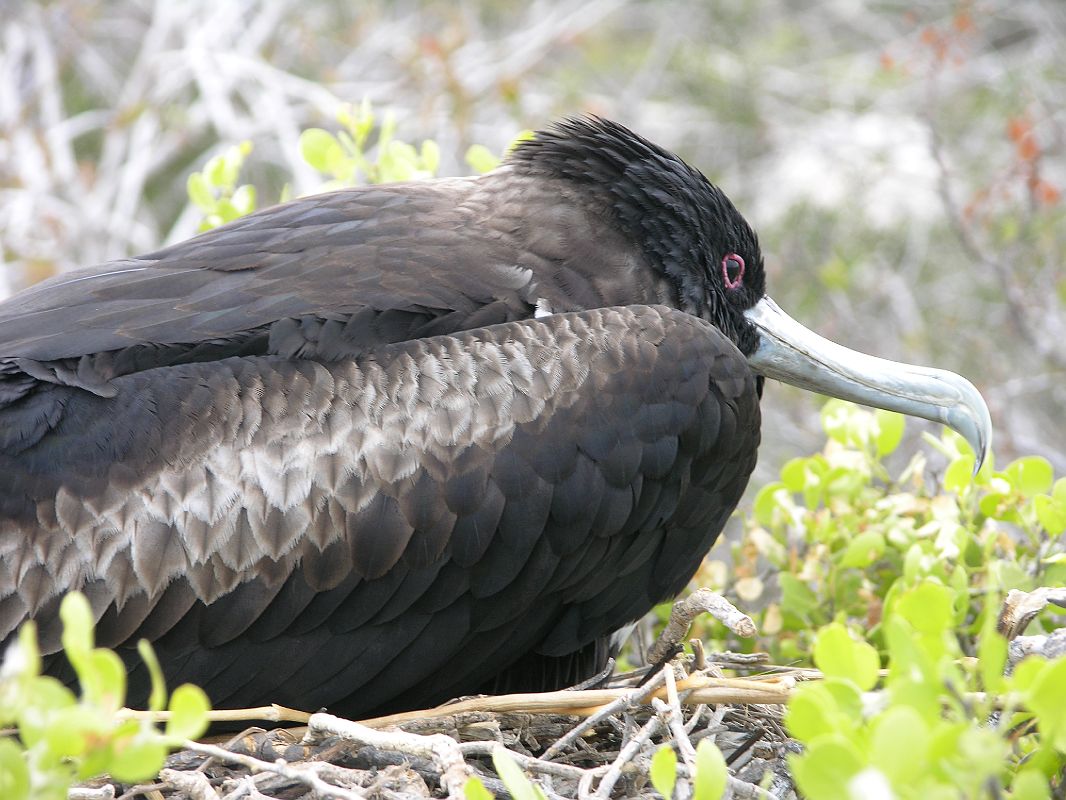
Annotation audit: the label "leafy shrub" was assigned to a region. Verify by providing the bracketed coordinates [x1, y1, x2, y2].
[0, 593, 210, 799]
[682, 400, 1065, 796]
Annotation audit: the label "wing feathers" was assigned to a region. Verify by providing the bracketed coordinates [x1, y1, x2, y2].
[2, 305, 760, 718]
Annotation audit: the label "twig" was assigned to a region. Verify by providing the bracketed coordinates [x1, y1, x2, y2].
[361, 673, 795, 733]
[997, 587, 1066, 640]
[117, 704, 311, 726]
[460, 742, 606, 783]
[174, 740, 366, 800]
[539, 667, 669, 761]
[727, 774, 776, 799]
[1008, 628, 1066, 671]
[68, 788, 116, 800]
[157, 769, 218, 800]
[647, 590, 757, 666]
[305, 712, 471, 799]
[592, 715, 662, 799]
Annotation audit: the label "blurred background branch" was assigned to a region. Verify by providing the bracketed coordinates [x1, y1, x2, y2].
[1, 0, 1062, 478]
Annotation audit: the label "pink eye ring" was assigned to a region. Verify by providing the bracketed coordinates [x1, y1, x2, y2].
[722, 253, 745, 289]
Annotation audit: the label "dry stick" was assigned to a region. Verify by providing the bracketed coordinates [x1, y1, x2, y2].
[659, 668, 697, 771]
[363, 673, 794, 732]
[539, 668, 670, 761]
[726, 775, 776, 800]
[67, 788, 116, 800]
[157, 769, 218, 800]
[459, 742, 606, 783]
[117, 704, 311, 726]
[592, 714, 662, 800]
[1010, 628, 1066, 670]
[647, 590, 757, 666]
[306, 712, 471, 800]
[997, 587, 1066, 640]
[175, 740, 366, 800]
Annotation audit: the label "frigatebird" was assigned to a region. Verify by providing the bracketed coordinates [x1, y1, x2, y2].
[0, 117, 990, 718]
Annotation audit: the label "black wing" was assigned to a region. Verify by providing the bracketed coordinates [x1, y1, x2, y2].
[0, 179, 537, 374]
[0, 304, 758, 717]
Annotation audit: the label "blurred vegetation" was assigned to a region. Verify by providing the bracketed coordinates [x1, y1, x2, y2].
[1, 0, 1062, 484]
[0, 594, 209, 800]
[672, 399, 1066, 797]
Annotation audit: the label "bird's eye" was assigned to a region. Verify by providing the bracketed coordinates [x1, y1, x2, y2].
[722, 253, 745, 289]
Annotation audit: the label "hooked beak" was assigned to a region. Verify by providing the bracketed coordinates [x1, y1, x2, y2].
[744, 296, 992, 471]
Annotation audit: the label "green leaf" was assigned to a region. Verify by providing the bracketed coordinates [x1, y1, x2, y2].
[0, 739, 30, 800]
[1023, 657, 1066, 751]
[204, 154, 226, 188]
[1010, 768, 1051, 800]
[83, 648, 126, 711]
[300, 128, 346, 175]
[1034, 494, 1066, 535]
[465, 144, 500, 174]
[813, 623, 880, 691]
[165, 684, 211, 742]
[1004, 456, 1054, 497]
[43, 704, 105, 758]
[60, 592, 95, 659]
[464, 777, 495, 800]
[692, 739, 728, 800]
[896, 581, 954, 634]
[977, 616, 1007, 694]
[231, 184, 257, 216]
[420, 139, 441, 174]
[821, 399, 860, 446]
[351, 99, 375, 145]
[786, 683, 836, 741]
[752, 482, 787, 526]
[492, 749, 543, 800]
[16, 621, 41, 678]
[780, 458, 807, 492]
[874, 409, 905, 456]
[186, 172, 215, 211]
[504, 129, 535, 154]
[779, 573, 819, 624]
[650, 745, 677, 799]
[868, 705, 929, 785]
[944, 454, 976, 493]
[789, 736, 864, 800]
[840, 530, 885, 569]
[108, 737, 168, 783]
[137, 639, 167, 713]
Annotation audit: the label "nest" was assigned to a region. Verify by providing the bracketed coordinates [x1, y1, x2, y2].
[71, 591, 805, 800]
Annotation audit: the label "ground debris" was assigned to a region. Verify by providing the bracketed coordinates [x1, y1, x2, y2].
[96, 653, 803, 800]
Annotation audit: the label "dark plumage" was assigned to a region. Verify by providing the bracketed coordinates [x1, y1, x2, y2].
[0, 117, 990, 718]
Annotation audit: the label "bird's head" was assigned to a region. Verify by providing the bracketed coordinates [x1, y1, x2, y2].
[511, 116, 992, 470]
[510, 116, 767, 356]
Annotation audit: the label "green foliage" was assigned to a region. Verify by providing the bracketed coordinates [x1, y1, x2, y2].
[300, 99, 441, 188]
[187, 101, 516, 233]
[645, 742, 728, 800]
[786, 578, 1065, 799]
[491, 749, 547, 800]
[692, 740, 728, 800]
[0, 593, 210, 799]
[686, 398, 1065, 797]
[186, 141, 257, 231]
[650, 744, 678, 798]
[465, 129, 534, 174]
[701, 399, 1065, 663]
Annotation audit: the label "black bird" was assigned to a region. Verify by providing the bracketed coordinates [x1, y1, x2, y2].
[0, 118, 990, 718]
